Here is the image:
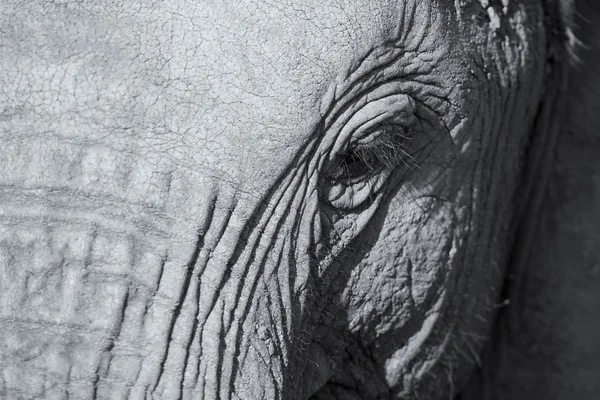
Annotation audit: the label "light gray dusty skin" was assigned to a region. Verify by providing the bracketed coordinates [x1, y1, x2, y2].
[0, 1, 590, 399]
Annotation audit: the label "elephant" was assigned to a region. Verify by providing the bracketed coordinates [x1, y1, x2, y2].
[1, 0, 598, 399]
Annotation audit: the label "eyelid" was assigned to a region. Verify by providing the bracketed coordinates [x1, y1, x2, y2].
[330, 93, 416, 159]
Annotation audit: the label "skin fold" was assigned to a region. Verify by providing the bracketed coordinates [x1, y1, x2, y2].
[0, 0, 589, 399]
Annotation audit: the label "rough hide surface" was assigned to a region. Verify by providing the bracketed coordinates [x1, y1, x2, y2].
[0, 0, 595, 399]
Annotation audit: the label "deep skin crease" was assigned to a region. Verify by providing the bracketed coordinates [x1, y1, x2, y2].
[0, 1, 562, 399]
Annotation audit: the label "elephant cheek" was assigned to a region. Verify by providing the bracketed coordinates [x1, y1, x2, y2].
[329, 191, 503, 397]
[0, 180, 301, 400]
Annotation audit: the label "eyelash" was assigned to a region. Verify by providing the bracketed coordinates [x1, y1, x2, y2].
[328, 122, 417, 183]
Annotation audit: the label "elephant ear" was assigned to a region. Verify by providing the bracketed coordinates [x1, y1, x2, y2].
[460, 1, 600, 399]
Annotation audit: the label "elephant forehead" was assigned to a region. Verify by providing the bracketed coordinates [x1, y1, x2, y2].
[145, 0, 405, 164]
[168, 0, 400, 96]
[2, 0, 411, 182]
[2, 0, 479, 200]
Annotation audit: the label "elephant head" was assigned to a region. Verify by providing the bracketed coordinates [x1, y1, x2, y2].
[0, 1, 578, 399]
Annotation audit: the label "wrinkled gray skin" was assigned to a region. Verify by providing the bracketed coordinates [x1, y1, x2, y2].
[0, 1, 596, 399]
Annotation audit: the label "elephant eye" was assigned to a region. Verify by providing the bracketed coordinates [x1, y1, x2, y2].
[326, 123, 413, 185]
[321, 123, 415, 210]
[318, 92, 420, 210]
[328, 148, 379, 183]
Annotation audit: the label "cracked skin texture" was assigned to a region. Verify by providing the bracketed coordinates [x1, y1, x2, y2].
[0, 1, 572, 399]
